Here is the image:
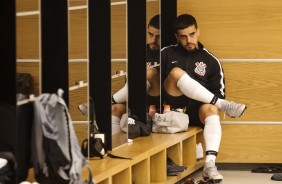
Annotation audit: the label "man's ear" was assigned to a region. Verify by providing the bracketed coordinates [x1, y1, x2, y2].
[197, 28, 200, 36]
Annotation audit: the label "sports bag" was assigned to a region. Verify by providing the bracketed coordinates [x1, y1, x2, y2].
[81, 97, 107, 159]
[152, 111, 189, 133]
[31, 89, 94, 184]
[128, 113, 152, 139]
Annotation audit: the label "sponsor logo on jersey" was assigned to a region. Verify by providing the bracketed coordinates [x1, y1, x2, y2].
[194, 62, 207, 76]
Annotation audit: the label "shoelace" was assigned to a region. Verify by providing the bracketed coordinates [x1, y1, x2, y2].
[223, 101, 236, 119]
[205, 166, 220, 177]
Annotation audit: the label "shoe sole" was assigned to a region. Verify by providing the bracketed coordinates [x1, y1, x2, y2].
[230, 105, 247, 118]
[203, 177, 222, 183]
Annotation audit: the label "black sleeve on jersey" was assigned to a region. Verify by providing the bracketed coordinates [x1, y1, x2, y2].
[208, 58, 226, 99]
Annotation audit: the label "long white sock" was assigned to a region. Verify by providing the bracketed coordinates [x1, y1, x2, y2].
[119, 113, 128, 132]
[204, 115, 222, 163]
[112, 83, 128, 103]
[177, 74, 225, 107]
[112, 115, 121, 135]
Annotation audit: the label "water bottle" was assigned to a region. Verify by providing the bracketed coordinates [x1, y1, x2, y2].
[163, 105, 171, 114]
[149, 105, 156, 118]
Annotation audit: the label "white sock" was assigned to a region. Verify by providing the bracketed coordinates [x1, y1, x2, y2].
[112, 83, 128, 103]
[177, 74, 219, 105]
[112, 115, 121, 135]
[119, 113, 128, 132]
[204, 115, 222, 163]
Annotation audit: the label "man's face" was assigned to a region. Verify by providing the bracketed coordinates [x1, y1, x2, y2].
[147, 25, 160, 51]
[175, 25, 199, 52]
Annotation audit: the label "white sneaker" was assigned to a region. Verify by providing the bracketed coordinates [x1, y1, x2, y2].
[78, 103, 88, 116]
[220, 100, 246, 118]
[202, 161, 223, 183]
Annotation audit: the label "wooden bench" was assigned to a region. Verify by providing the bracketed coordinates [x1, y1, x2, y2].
[84, 126, 204, 184]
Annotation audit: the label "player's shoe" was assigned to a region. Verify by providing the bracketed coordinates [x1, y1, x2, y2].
[202, 161, 223, 183]
[220, 100, 247, 118]
[78, 103, 88, 116]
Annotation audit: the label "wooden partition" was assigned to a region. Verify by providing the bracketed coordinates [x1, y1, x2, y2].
[178, 0, 282, 163]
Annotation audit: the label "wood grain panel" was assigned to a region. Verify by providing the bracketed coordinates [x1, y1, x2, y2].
[218, 124, 282, 163]
[178, 0, 282, 58]
[74, 123, 88, 148]
[146, 0, 159, 26]
[69, 62, 88, 121]
[220, 62, 282, 122]
[69, 0, 86, 7]
[111, 4, 126, 58]
[69, 62, 87, 85]
[111, 62, 126, 94]
[69, 9, 87, 59]
[69, 87, 88, 121]
[16, 0, 38, 12]
[16, 15, 39, 59]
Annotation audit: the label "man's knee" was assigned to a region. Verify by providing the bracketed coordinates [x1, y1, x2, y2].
[199, 104, 220, 123]
[147, 68, 158, 77]
[169, 67, 186, 81]
[112, 104, 126, 117]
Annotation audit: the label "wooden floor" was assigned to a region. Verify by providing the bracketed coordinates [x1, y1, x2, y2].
[178, 163, 282, 184]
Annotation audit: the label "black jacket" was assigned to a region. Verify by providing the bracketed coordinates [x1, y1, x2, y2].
[161, 42, 225, 99]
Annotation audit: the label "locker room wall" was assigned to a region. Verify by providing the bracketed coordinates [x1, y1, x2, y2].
[177, 0, 282, 121]
[177, 0, 282, 163]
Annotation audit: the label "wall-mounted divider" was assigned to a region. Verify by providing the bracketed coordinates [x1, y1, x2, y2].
[0, 0, 16, 105]
[40, 0, 69, 105]
[88, 0, 112, 149]
[127, 0, 147, 123]
[160, 0, 177, 110]
[0, 1, 17, 183]
[160, 0, 177, 48]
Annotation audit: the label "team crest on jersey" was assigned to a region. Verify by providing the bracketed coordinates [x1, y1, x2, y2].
[146, 62, 151, 68]
[194, 62, 207, 76]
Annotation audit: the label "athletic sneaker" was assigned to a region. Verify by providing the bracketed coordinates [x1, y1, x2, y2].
[78, 103, 88, 116]
[202, 161, 223, 183]
[167, 157, 187, 176]
[220, 100, 247, 118]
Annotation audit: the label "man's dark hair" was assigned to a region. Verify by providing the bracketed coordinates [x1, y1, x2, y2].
[148, 14, 159, 29]
[173, 14, 198, 34]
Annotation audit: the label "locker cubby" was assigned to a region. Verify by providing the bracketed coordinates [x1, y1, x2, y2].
[86, 126, 205, 184]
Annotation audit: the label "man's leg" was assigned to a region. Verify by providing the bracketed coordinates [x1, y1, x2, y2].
[199, 104, 223, 183]
[112, 83, 128, 104]
[164, 67, 246, 118]
[112, 104, 126, 134]
[147, 67, 160, 97]
[113, 67, 159, 104]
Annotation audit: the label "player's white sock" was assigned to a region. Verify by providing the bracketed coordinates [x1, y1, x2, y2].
[112, 115, 121, 135]
[177, 74, 224, 107]
[112, 83, 128, 103]
[119, 113, 128, 132]
[204, 115, 222, 162]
